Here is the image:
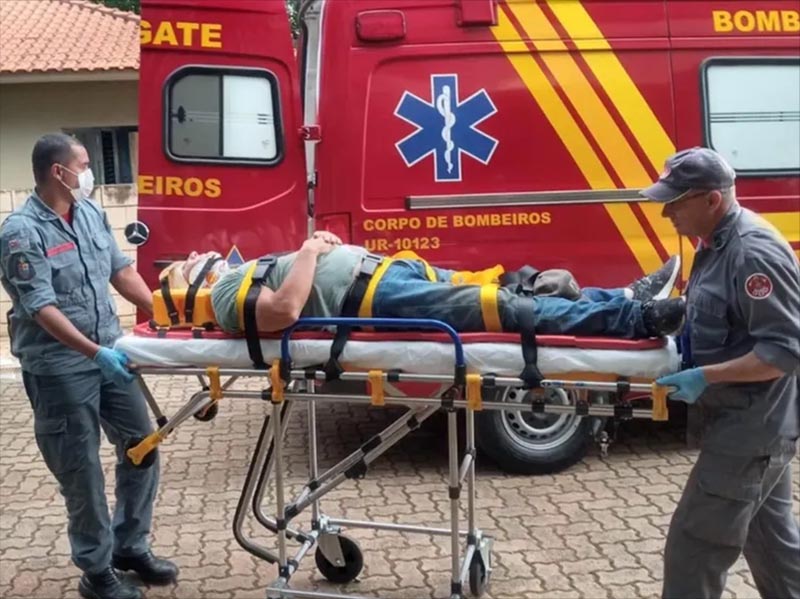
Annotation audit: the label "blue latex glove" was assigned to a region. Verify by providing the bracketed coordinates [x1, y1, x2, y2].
[94, 347, 135, 386]
[656, 368, 708, 404]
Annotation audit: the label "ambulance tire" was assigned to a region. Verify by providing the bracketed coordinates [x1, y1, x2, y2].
[476, 386, 596, 475]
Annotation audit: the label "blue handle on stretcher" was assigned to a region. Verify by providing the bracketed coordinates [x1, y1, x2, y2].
[280, 317, 466, 368]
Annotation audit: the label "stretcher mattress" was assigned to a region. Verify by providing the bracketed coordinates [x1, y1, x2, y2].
[116, 324, 679, 379]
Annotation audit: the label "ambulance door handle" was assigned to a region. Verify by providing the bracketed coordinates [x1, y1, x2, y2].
[355, 10, 406, 42]
[299, 125, 321, 141]
[171, 106, 187, 124]
[457, 0, 497, 26]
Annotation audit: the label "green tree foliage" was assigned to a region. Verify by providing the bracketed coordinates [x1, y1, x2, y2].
[94, 0, 140, 14]
[287, 0, 302, 37]
[94, 0, 301, 36]
[93, 0, 301, 37]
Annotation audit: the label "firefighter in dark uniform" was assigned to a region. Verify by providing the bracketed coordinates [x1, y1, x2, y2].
[0, 134, 178, 599]
[641, 147, 800, 599]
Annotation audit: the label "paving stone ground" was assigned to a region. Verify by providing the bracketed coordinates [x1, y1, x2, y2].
[1, 350, 798, 599]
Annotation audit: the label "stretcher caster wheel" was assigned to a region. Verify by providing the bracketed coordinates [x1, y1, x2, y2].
[124, 436, 158, 469]
[314, 535, 363, 583]
[468, 553, 490, 597]
[194, 402, 219, 422]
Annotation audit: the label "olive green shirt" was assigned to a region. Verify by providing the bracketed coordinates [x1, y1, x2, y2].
[211, 245, 367, 333]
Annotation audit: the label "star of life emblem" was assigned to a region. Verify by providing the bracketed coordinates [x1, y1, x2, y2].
[394, 74, 498, 182]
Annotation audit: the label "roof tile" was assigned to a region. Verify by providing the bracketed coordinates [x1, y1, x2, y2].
[0, 0, 139, 74]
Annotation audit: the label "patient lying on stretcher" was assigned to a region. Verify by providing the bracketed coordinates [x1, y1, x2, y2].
[158, 232, 684, 339]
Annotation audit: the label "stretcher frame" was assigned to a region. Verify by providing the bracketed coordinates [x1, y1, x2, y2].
[124, 318, 670, 599]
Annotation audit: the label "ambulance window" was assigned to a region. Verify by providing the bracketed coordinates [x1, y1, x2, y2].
[165, 67, 282, 164]
[702, 59, 800, 174]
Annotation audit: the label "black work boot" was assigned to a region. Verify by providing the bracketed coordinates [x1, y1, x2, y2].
[112, 551, 179, 585]
[629, 255, 681, 302]
[78, 567, 142, 599]
[642, 297, 686, 337]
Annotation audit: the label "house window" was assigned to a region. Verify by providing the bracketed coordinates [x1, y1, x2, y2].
[68, 127, 138, 185]
[165, 67, 282, 164]
[702, 58, 800, 175]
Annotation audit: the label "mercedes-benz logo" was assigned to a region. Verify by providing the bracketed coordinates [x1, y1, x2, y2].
[124, 221, 150, 246]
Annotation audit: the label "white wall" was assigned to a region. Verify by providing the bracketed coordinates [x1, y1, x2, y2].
[0, 185, 139, 338]
[0, 80, 138, 190]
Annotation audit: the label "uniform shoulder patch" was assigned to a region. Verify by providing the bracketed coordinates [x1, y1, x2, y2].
[745, 273, 773, 300]
[7, 237, 31, 252]
[12, 254, 35, 281]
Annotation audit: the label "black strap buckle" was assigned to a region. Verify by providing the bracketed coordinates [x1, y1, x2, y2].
[360, 253, 383, 276]
[252, 255, 278, 283]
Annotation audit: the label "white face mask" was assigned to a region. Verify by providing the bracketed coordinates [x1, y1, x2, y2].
[187, 252, 229, 289]
[59, 165, 95, 201]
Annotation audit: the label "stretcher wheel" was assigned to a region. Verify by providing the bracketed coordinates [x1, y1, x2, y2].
[124, 436, 158, 469]
[194, 402, 219, 422]
[468, 553, 490, 597]
[314, 535, 363, 583]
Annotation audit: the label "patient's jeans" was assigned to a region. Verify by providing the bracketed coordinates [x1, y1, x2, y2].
[372, 260, 649, 338]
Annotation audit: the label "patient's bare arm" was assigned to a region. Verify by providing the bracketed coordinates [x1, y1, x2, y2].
[254, 238, 335, 332]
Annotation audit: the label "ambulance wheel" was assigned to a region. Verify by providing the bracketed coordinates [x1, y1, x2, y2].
[468, 552, 490, 596]
[194, 402, 219, 422]
[477, 386, 594, 475]
[314, 536, 363, 584]
[124, 437, 158, 469]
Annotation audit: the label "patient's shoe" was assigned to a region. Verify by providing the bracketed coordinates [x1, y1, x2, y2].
[628, 255, 681, 302]
[642, 297, 686, 337]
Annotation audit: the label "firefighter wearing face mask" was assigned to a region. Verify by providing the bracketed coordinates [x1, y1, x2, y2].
[0, 134, 178, 599]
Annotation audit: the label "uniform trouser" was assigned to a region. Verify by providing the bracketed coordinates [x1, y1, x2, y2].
[372, 260, 648, 337]
[22, 369, 158, 574]
[663, 447, 800, 599]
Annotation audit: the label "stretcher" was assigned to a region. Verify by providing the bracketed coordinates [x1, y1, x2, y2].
[115, 317, 677, 599]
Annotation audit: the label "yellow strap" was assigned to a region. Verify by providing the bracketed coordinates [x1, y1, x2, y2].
[125, 431, 163, 466]
[270, 359, 285, 403]
[368, 370, 385, 406]
[206, 366, 222, 401]
[235, 260, 260, 331]
[358, 258, 395, 319]
[424, 262, 436, 282]
[392, 250, 437, 282]
[651, 382, 669, 422]
[479, 284, 502, 332]
[450, 264, 505, 286]
[466, 374, 483, 411]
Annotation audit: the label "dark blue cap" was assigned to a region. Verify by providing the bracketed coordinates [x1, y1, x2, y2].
[640, 147, 736, 203]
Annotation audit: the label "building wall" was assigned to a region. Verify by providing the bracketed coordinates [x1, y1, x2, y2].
[0, 185, 139, 338]
[0, 80, 138, 190]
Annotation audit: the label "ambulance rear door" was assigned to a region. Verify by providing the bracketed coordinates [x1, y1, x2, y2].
[136, 0, 308, 287]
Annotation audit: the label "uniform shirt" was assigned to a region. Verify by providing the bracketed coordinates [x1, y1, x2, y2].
[685, 203, 799, 455]
[211, 244, 366, 333]
[0, 193, 132, 375]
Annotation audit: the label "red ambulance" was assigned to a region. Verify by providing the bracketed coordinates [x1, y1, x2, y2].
[135, 0, 800, 473]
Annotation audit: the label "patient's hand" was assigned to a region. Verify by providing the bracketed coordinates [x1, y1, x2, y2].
[311, 230, 342, 246]
[302, 236, 337, 256]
